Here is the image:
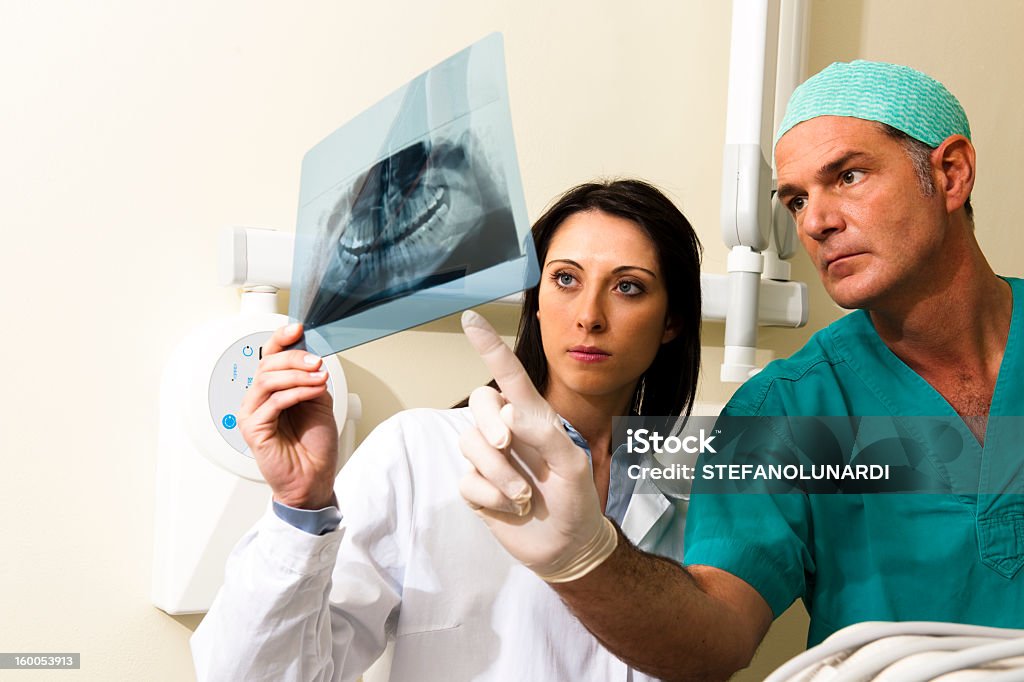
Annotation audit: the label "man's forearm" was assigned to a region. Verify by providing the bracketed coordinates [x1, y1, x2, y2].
[550, 530, 759, 682]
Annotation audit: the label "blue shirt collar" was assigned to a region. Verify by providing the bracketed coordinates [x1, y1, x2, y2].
[558, 415, 636, 525]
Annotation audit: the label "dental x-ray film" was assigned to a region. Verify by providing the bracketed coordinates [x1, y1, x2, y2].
[290, 33, 537, 357]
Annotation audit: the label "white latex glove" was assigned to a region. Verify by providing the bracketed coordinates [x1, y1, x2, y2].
[458, 310, 618, 583]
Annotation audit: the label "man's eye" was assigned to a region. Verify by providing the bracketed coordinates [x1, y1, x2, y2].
[790, 197, 806, 212]
[841, 170, 865, 185]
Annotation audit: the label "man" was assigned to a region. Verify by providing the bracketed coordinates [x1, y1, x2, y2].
[460, 60, 1024, 680]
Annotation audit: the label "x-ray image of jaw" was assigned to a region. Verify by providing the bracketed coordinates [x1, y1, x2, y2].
[298, 129, 521, 330]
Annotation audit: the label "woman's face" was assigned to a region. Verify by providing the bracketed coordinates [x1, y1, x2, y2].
[537, 209, 677, 411]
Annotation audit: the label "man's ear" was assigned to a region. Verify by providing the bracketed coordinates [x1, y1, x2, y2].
[933, 134, 976, 216]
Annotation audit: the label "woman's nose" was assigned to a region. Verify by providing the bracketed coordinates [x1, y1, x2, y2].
[575, 290, 607, 332]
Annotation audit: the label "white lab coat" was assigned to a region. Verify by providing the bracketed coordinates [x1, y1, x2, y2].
[192, 407, 686, 681]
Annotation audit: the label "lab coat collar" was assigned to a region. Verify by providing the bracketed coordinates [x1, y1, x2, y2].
[559, 416, 676, 544]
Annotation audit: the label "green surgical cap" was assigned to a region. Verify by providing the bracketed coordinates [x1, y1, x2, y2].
[775, 60, 971, 149]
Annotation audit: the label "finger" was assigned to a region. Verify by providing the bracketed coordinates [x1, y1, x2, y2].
[502, 403, 588, 471]
[468, 386, 511, 448]
[241, 384, 330, 436]
[257, 349, 322, 374]
[461, 310, 548, 411]
[241, 368, 329, 418]
[458, 470, 531, 516]
[459, 427, 531, 504]
[242, 351, 324, 414]
[263, 323, 306, 357]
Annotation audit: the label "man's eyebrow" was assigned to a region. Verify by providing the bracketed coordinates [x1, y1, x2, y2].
[776, 151, 872, 201]
[819, 151, 871, 179]
[775, 183, 801, 202]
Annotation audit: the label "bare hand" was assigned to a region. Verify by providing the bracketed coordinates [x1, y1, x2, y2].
[238, 323, 339, 509]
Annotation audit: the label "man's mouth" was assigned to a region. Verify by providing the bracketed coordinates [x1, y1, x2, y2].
[824, 252, 864, 270]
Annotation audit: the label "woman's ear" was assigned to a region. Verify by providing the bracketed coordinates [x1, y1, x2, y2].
[661, 316, 679, 344]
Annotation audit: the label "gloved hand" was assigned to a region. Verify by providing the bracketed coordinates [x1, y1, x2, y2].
[458, 310, 618, 582]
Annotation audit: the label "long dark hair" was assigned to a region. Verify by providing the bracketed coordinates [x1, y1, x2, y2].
[457, 179, 702, 418]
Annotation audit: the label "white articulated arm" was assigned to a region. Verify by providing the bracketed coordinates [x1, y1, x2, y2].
[718, 0, 809, 382]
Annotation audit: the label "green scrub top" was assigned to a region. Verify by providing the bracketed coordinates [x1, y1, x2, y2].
[684, 277, 1024, 646]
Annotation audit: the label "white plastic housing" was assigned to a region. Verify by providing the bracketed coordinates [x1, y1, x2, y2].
[720, 0, 781, 250]
[219, 227, 295, 289]
[721, 143, 773, 251]
[700, 272, 807, 328]
[722, 345, 760, 383]
[152, 311, 358, 615]
[769, 0, 810, 261]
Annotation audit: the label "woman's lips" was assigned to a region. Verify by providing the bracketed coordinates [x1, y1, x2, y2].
[568, 346, 611, 363]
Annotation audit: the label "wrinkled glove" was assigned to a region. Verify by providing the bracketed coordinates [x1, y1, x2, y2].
[458, 310, 618, 582]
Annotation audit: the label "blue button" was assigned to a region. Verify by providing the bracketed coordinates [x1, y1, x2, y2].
[222, 414, 238, 430]
[242, 345, 254, 357]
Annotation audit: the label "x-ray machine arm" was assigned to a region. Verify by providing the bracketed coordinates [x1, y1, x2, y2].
[716, 0, 810, 382]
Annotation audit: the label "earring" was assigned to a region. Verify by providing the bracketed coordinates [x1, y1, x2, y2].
[633, 376, 646, 415]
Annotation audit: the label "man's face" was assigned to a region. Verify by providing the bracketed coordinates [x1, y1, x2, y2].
[775, 116, 949, 310]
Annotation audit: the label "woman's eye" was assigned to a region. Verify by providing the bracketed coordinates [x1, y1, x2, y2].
[556, 272, 575, 287]
[617, 281, 643, 295]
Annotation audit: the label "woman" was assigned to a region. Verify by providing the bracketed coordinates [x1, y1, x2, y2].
[192, 179, 702, 681]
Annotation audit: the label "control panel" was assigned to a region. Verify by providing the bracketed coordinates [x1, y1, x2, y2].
[208, 331, 335, 457]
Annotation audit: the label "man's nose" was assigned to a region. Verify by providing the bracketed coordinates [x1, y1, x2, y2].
[799, 192, 845, 242]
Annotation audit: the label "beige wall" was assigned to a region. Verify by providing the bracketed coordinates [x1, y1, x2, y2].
[2, 1, 1022, 679]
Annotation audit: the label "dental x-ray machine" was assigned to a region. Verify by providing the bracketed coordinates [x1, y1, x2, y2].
[152, 227, 362, 615]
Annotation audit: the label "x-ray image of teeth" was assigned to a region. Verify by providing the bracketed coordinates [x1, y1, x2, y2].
[288, 33, 537, 357]
[298, 129, 520, 328]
